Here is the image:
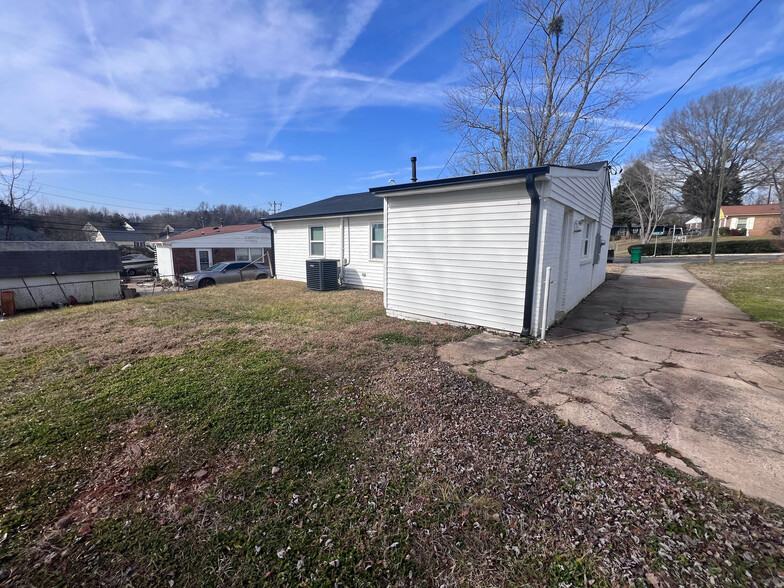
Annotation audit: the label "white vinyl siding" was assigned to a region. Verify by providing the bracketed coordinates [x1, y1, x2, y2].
[385, 184, 531, 332]
[531, 168, 611, 336]
[270, 214, 384, 290]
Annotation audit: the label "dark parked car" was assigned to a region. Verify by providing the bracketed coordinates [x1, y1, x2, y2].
[180, 261, 271, 289]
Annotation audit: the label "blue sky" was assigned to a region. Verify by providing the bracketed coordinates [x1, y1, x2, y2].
[1, 0, 782, 217]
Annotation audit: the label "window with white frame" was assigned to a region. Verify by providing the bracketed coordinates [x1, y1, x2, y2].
[309, 226, 324, 257]
[582, 221, 594, 260]
[235, 248, 265, 262]
[370, 223, 384, 259]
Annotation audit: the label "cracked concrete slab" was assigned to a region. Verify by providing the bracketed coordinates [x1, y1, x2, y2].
[439, 262, 784, 506]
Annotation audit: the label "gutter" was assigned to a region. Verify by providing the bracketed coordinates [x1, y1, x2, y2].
[260, 218, 276, 278]
[522, 172, 546, 336]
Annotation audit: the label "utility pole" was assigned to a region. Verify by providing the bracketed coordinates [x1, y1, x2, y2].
[709, 140, 728, 265]
[268, 201, 282, 215]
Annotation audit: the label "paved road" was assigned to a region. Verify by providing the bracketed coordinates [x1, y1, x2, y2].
[440, 263, 784, 506]
[613, 252, 784, 264]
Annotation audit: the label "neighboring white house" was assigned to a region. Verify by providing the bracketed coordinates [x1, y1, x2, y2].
[151, 224, 272, 280]
[266, 193, 384, 291]
[369, 162, 612, 336]
[0, 241, 123, 310]
[685, 217, 702, 231]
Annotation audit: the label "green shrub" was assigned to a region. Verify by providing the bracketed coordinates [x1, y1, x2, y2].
[772, 226, 781, 236]
[627, 239, 783, 256]
[718, 227, 731, 236]
[729, 228, 746, 236]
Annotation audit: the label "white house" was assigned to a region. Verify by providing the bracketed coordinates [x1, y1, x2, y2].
[369, 162, 612, 336]
[0, 241, 123, 310]
[266, 193, 384, 290]
[264, 163, 611, 336]
[151, 224, 272, 280]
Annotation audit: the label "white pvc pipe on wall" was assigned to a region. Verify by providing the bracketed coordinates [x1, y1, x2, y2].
[541, 265, 552, 340]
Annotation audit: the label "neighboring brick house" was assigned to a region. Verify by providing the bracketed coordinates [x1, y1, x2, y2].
[151, 224, 272, 280]
[719, 204, 782, 237]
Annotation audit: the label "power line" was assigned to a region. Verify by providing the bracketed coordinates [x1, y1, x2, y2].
[438, 0, 554, 179]
[610, 0, 765, 163]
[36, 182, 183, 209]
[33, 189, 169, 212]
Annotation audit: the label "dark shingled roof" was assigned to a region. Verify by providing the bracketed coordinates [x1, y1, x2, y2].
[267, 192, 382, 221]
[0, 241, 122, 279]
[371, 161, 608, 195]
[0, 226, 49, 241]
[98, 230, 156, 242]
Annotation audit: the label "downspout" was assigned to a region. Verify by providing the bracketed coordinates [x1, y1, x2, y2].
[340, 216, 345, 285]
[260, 218, 276, 278]
[522, 172, 544, 336]
[592, 164, 611, 266]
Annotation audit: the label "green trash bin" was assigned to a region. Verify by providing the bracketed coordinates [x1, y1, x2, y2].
[629, 245, 643, 264]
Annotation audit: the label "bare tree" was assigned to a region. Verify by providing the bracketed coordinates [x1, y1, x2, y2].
[613, 156, 671, 243]
[444, 8, 521, 172]
[0, 156, 38, 240]
[653, 80, 784, 219]
[444, 0, 666, 173]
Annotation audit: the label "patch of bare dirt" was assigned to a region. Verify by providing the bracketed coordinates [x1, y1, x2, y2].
[760, 349, 784, 367]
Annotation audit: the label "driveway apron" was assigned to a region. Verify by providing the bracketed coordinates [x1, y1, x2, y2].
[439, 263, 784, 506]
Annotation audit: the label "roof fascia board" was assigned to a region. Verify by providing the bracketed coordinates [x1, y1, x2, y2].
[267, 210, 383, 223]
[370, 166, 550, 195]
[373, 176, 537, 198]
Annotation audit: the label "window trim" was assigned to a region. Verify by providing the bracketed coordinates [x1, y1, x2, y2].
[369, 222, 384, 261]
[309, 225, 325, 258]
[580, 220, 594, 263]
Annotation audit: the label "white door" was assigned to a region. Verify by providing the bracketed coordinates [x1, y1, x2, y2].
[196, 249, 212, 271]
[556, 209, 573, 312]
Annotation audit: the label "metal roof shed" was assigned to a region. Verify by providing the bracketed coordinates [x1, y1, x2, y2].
[0, 241, 123, 310]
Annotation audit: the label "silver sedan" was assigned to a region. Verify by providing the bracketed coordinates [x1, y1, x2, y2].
[180, 261, 271, 289]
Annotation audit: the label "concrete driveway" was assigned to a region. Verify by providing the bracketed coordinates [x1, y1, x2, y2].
[439, 263, 784, 506]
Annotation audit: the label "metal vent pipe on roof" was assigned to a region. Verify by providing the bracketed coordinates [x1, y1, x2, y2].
[411, 157, 417, 182]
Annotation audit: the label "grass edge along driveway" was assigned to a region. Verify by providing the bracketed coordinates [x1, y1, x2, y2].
[686, 261, 784, 334]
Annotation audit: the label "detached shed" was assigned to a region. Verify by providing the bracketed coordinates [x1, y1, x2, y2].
[0, 241, 122, 310]
[370, 163, 612, 336]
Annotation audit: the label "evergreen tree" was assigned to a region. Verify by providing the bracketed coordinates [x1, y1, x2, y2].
[680, 164, 744, 229]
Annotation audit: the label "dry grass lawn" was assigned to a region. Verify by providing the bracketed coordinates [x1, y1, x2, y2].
[686, 261, 784, 334]
[1, 279, 783, 586]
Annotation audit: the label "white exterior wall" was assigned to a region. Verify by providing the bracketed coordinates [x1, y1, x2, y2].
[163, 228, 270, 249]
[270, 213, 384, 290]
[154, 244, 174, 279]
[384, 183, 531, 332]
[531, 168, 612, 336]
[0, 272, 122, 310]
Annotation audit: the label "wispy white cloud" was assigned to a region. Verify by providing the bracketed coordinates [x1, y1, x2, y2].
[246, 151, 324, 163]
[642, 3, 784, 98]
[0, 141, 139, 159]
[288, 155, 325, 162]
[652, 2, 711, 44]
[246, 150, 285, 163]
